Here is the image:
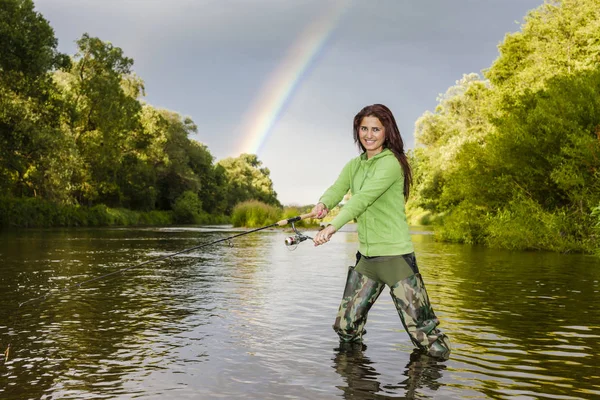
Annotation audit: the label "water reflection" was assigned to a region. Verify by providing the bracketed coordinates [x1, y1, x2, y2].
[332, 344, 446, 399]
[333, 343, 380, 398]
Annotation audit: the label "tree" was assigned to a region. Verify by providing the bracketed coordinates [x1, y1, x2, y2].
[0, 0, 71, 200]
[0, 0, 69, 88]
[57, 34, 144, 206]
[412, 0, 600, 252]
[218, 154, 281, 213]
[486, 0, 600, 95]
[412, 73, 493, 212]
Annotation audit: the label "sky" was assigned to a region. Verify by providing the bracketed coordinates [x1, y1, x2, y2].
[35, 0, 544, 206]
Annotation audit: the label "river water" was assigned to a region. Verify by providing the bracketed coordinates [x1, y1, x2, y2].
[0, 226, 599, 399]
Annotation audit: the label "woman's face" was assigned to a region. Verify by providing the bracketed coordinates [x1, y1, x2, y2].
[358, 116, 385, 158]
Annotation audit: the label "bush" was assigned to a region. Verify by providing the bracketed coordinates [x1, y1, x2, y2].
[0, 196, 176, 228]
[433, 201, 487, 245]
[405, 203, 443, 226]
[434, 195, 597, 253]
[195, 213, 229, 225]
[593, 204, 600, 230]
[88, 204, 114, 226]
[593, 204, 600, 255]
[231, 200, 282, 227]
[138, 210, 174, 225]
[484, 196, 591, 253]
[172, 191, 204, 224]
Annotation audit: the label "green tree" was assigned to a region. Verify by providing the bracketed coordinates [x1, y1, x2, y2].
[0, 0, 72, 200]
[218, 153, 281, 213]
[487, 0, 600, 95]
[412, 73, 493, 212]
[0, 2, 274, 226]
[113, 104, 171, 211]
[154, 110, 202, 210]
[57, 34, 143, 206]
[172, 190, 204, 224]
[412, 0, 600, 252]
[0, 0, 69, 88]
[149, 109, 226, 214]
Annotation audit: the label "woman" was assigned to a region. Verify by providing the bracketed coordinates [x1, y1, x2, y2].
[311, 104, 451, 359]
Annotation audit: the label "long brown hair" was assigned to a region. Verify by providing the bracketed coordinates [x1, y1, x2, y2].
[353, 104, 412, 200]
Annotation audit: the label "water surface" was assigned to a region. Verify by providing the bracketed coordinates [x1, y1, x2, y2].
[1, 226, 599, 399]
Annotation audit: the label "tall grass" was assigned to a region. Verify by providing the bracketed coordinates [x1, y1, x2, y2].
[231, 200, 282, 228]
[0, 196, 175, 228]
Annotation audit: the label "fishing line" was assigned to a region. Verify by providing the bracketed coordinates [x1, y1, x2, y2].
[2, 213, 315, 363]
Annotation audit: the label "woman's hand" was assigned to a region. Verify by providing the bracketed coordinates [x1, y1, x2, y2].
[313, 224, 337, 246]
[311, 202, 329, 219]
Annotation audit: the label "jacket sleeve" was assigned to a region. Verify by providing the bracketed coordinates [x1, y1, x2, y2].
[318, 159, 353, 210]
[330, 156, 402, 231]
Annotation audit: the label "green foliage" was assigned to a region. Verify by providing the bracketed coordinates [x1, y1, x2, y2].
[484, 194, 589, 252]
[151, 110, 229, 215]
[0, 196, 174, 228]
[412, 0, 600, 254]
[0, 5, 277, 226]
[0, 196, 77, 227]
[405, 203, 442, 226]
[592, 204, 600, 255]
[0, 0, 73, 202]
[60, 33, 144, 205]
[138, 210, 175, 226]
[433, 202, 488, 245]
[218, 154, 281, 214]
[593, 204, 600, 227]
[0, 0, 69, 83]
[172, 191, 204, 224]
[487, 0, 600, 95]
[231, 200, 282, 228]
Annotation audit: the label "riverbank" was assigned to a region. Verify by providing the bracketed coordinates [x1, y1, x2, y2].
[0, 196, 228, 228]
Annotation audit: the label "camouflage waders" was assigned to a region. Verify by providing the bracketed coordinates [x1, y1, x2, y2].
[333, 254, 451, 359]
[390, 273, 451, 359]
[333, 267, 385, 342]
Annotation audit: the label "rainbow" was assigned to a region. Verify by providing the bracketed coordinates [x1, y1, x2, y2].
[236, 0, 350, 156]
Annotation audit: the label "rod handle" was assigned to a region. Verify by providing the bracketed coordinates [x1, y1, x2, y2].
[276, 213, 313, 226]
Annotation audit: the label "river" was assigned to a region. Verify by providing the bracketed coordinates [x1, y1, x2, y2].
[1, 225, 599, 399]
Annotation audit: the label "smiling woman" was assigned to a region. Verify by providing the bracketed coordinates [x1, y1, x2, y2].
[310, 104, 451, 359]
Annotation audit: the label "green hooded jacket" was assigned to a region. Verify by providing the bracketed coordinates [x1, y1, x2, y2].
[319, 148, 414, 256]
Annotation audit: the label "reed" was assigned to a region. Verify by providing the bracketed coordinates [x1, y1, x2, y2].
[231, 200, 282, 228]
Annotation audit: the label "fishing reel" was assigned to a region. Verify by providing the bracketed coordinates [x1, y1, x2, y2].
[284, 221, 313, 251]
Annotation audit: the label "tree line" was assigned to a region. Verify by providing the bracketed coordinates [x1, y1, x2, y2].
[0, 0, 280, 226]
[2, 0, 599, 254]
[408, 0, 600, 253]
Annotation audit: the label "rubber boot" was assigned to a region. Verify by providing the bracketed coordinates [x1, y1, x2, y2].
[390, 273, 451, 359]
[333, 266, 385, 342]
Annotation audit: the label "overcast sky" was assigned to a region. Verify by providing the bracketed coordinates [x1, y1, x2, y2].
[35, 0, 544, 206]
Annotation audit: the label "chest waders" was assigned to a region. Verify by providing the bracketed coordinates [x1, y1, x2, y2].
[332, 253, 451, 359]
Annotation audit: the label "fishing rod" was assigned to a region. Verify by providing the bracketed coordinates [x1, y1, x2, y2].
[2, 212, 315, 363]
